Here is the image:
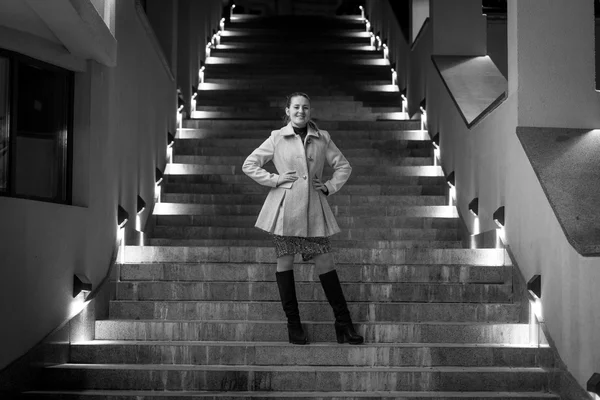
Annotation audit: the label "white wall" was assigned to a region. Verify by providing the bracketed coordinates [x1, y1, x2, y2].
[411, 0, 429, 44]
[0, 0, 177, 370]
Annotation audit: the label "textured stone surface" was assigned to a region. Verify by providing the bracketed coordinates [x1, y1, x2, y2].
[70, 341, 551, 368]
[119, 263, 509, 284]
[40, 364, 551, 391]
[108, 301, 522, 323]
[517, 127, 600, 255]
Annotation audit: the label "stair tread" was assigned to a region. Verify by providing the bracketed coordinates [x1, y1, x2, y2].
[23, 390, 561, 398]
[46, 364, 550, 372]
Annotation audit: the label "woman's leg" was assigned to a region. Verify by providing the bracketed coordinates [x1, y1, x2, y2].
[275, 255, 308, 344]
[312, 252, 364, 345]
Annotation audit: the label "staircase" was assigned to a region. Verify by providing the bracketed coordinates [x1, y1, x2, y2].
[26, 14, 559, 400]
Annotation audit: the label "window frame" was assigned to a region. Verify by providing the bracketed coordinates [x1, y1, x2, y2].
[0, 48, 74, 205]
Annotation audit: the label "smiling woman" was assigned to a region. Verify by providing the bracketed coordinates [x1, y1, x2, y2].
[242, 91, 364, 347]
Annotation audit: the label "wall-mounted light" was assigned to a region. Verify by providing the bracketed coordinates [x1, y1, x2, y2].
[365, 18, 371, 33]
[420, 98, 427, 130]
[382, 40, 389, 60]
[391, 68, 397, 86]
[375, 32, 382, 50]
[137, 195, 146, 215]
[220, 17, 226, 32]
[73, 274, 92, 298]
[420, 98, 427, 113]
[446, 171, 455, 188]
[230, 3, 236, 19]
[199, 61, 206, 84]
[370, 32, 375, 47]
[206, 38, 213, 58]
[432, 132, 440, 149]
[587, 373, 600, 397]
[359, 5, 365, 19]
[493, 206, 505, 228]
[401, 89, 407, 113]
[527, 274, 541, 299]
[118, 205, 129, 229]
[468, 197, 479, 217]
[177, 95, 185, 113]
[155, 168, 164, 186]
[167, 131, 175, 148]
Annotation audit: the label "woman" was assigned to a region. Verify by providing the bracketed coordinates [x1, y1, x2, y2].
[242, 92, 364, 345]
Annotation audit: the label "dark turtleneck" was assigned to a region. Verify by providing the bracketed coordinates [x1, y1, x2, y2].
[293, 125, 308, 143]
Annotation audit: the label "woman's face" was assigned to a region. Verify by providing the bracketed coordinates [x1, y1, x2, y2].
[286, 96, 311, 128]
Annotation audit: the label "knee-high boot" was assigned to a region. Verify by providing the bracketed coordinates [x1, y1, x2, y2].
[276, 270, 308, 345]
[319, 270, 364, 345]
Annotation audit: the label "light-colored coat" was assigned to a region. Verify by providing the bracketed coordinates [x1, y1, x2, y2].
[242, 122, 352, 237]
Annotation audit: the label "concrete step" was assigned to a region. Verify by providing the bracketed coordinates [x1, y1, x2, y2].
[173, 155, 433, 166]
[70, 341, 550, 367]
[191, 111, 401, 121]
[211, 49, 381, 60]
[172, 146, 432, 158]
[162, 183, 444, 196]
[122, 246, 510, 266]
[149, 226, 459, 242]
[163, 164, 442, 179]
[173, 136, 432, 148]
[119, 262, 509, 284]
[159, 193, 447, 206]
[108, 301, 522, 323]
[38, 364, 550, 392]
[22, 389, 561, 399]
[163, 174, 444, 186]
[153, 214, 458, 229]
[145, 238, 465, 249]
[182, 120, 420, 130]
[95, 320, 527, 343]
[171, 155, 432, 167]
[114, 281, 511, 303]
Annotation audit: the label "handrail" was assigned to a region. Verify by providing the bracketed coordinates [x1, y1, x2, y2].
[133, 0, 175, 82]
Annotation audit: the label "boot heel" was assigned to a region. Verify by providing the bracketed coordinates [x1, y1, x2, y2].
[335, 324, 345, 344]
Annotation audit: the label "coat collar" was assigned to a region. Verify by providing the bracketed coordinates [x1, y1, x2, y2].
[281, 122, 320, 138]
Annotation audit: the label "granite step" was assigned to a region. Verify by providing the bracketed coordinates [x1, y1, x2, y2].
[172, 138, 432, 150]
[190, 111, 399, 122]
[163, 165, 442, 178]
[146, 238, 465, 249]
[108, 301, 522, 323]
[122, 246, 510, 266]
[149, 226, 459, 242]
[38, 364, 550, 392]
[172, 146, 432, 158]
[174, 129, 431, 141]
[171, 155, 433, 167]
[21, 389, 561, 399]
[70, 341, 550, 367]
[211, 47, 378, 57]
[182, 120, 420, 130]
[95, 320, 528, 343]
[114, 281, 512, 303]
[162, 183, 444, 196]
[119, 262, 509, 284]
[158, 193, 447, 206]
[163, 175, 444, 186]
[152, 214, 459, 229]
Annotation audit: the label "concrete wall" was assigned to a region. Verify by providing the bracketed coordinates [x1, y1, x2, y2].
[176, 0, 222, 116]
[408, 20, 431, 116]
[411, 0, 429, 44]
[365, 0, 410, 91]
[0, 0, 177, 370]
[486, 18, 507, 78]
[426, 0, 600, 392]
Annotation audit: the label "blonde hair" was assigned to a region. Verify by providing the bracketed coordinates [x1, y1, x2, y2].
[283, 92, 320, 132]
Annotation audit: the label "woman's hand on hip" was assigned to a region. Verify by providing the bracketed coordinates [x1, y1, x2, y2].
[312, 175, 329, 195]
[276, 170, 298, 186]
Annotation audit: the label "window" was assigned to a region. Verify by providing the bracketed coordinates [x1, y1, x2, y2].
[0, 50, 74, 204]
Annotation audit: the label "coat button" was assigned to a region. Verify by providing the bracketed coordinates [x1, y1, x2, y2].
[303, 175, 307, 180]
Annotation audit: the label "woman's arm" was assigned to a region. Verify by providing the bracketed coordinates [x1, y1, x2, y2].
[242, 134, 281, 187]
[323, 139, 352, 196]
